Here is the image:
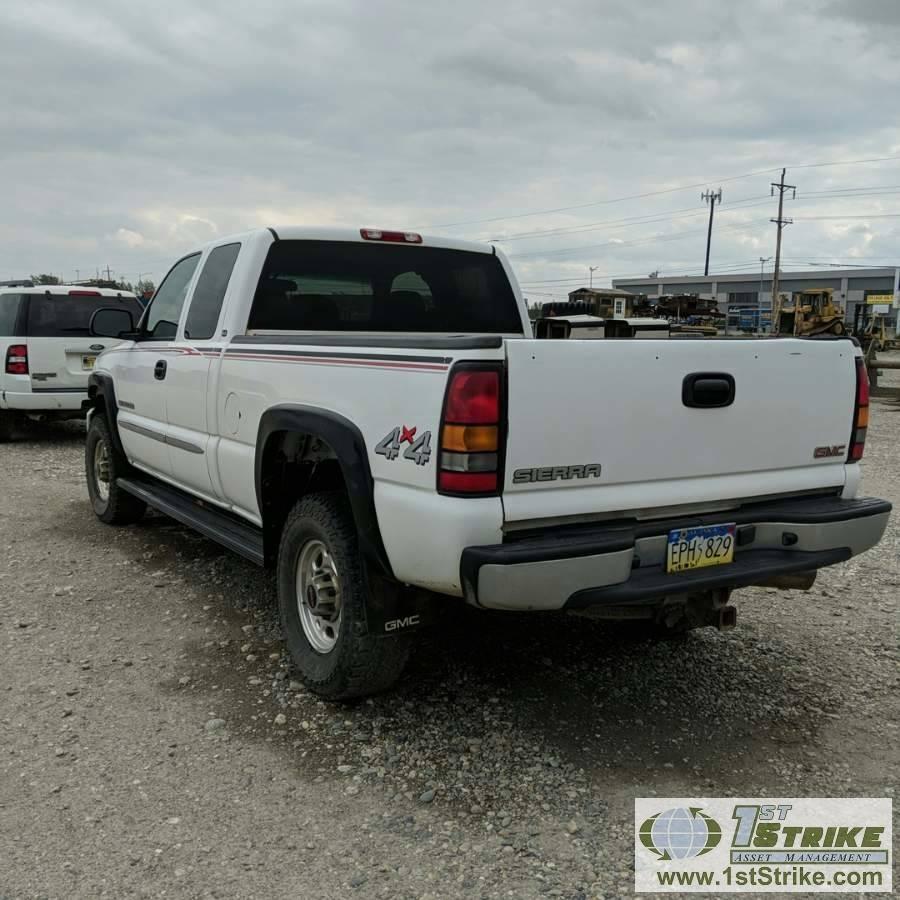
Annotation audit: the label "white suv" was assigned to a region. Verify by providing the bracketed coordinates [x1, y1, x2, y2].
[0, 284, 143, 440]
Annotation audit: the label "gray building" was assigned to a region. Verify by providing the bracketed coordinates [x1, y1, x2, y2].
[612, 267, 899, 331]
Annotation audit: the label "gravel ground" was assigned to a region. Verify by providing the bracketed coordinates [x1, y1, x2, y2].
[1, 387, 898, 899]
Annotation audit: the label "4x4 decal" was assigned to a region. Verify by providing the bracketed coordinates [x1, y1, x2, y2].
[375, 426, 432, 466]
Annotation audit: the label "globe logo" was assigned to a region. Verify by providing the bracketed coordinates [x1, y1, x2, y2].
[639, 807, 722, 861]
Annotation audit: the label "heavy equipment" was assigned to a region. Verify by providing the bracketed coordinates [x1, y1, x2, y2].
[773, 289, 846, 337]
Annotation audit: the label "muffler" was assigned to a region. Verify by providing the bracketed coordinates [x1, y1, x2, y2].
[754, 570, 817, 591]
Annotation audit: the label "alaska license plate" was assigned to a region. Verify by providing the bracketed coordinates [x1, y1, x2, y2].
[82, 355, 96, 370]
[666, 523, 736, 573]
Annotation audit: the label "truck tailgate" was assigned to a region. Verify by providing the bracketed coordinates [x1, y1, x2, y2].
[502, 338, 858, 524]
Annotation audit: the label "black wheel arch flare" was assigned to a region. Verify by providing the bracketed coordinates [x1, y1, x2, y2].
[87, 372, 127, 460]
[255, 405, 394, 578]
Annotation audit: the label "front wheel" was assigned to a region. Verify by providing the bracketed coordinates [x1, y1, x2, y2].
[85, 415, 146, 525]
[277, 493, 413, 700]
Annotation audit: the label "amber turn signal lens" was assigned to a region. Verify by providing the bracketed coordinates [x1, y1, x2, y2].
[441, 425, 498, 452]
[856, 406, 870, 428]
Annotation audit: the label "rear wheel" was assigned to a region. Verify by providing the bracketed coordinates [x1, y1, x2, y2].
[85, 415, 146, 525]
[277, 493, 413, 700]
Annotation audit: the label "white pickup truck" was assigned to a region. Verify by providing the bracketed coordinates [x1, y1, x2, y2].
[84, 226, 890, 699]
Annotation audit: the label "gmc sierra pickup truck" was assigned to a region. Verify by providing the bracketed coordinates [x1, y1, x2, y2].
[84, 226, 891, 699]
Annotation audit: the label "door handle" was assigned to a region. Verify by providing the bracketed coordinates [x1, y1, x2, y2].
[682, 372, 735, 408]
[154, 359, 167, 380]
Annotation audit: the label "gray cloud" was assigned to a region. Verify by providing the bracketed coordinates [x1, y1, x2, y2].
[0, 0, 898, 290]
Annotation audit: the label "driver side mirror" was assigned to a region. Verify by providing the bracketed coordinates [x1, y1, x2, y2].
[90, 307, 136, 339]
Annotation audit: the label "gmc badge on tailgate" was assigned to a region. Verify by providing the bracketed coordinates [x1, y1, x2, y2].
[513, 464, 602, 484]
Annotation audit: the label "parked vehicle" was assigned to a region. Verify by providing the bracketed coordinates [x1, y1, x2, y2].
[775, 289, 846, 337]
[533, 315, 669, 339]
[84, 227, 890, 699]
[0, 285, 143, 440]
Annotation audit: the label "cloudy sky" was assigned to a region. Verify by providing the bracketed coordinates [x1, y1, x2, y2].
[2, 0, 899, 297]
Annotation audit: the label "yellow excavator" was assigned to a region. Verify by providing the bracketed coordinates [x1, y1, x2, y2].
[774, 289, 846, 337]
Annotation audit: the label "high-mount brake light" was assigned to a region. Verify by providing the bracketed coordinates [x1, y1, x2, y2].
[438, 367, 503, 495]
[5, 344, 28, 375]
[69, 290, 102, 297]
[848, 357, 869, 462]
[360, 229, 423, 244]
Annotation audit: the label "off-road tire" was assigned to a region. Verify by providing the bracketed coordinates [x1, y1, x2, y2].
[277, 493, 413, 700]
[85, 415, 146, 525]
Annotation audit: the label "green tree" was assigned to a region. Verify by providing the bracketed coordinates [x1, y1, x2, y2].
[30, 273, 61, 285]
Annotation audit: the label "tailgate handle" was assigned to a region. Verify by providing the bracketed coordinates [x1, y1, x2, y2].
[154, 359, 168, 381]
[682, 372, 735, 408]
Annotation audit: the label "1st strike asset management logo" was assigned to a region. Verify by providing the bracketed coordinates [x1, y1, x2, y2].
[635, 798, 892, 894]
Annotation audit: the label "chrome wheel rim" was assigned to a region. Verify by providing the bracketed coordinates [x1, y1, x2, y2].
[295, 539, 342, 653]
[93, 439, 111, 503]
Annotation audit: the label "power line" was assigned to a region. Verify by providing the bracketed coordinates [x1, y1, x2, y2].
[424, 167, 783, 229]
[507, 219, 767, 260]
[789, 153, 900, 170]
[426, 152, 900, 231]
[791, 212, 900, 220]
[484, 188, 900, 246]
[484, 194, 774, 244]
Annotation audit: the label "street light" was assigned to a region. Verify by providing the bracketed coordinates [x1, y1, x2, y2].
[589, 266, 598, 289]
[759, 256, 772, 334]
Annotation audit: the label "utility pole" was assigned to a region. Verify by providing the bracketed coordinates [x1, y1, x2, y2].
[104, 265, 112, 283]
[701, 188, 722, 276]
[758, 256, 772, 334]
[589, 266, 598, 289]
[770, 168, 796, 311]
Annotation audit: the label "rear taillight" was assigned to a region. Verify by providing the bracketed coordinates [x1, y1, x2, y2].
[438, 366, 503, 495]
[848, 357, 869, 462]
[68, 289, 102, 297]
[5, 344, 28, 375]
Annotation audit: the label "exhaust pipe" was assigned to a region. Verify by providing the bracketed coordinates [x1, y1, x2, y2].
[703, 604, 737, 630]
[717, 605, 737, 630]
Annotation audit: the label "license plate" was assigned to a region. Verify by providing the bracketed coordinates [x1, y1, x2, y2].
[666, 523, 736, 573]
[82, 356, 96, 370]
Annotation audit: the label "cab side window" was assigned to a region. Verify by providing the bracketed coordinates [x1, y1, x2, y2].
[184, 243, 240, 340]
[143, 254, 201, 340]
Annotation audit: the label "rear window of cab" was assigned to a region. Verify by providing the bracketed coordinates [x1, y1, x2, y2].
[247, 241, 524, 334]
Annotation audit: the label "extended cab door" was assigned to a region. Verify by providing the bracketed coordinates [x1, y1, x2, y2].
[164, 242, 241, 500]
[115, 254, 201, 479]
